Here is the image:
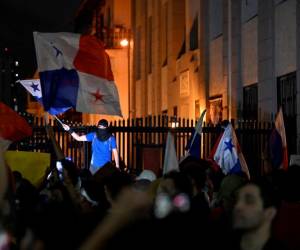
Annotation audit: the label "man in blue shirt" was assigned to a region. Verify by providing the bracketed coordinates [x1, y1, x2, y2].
[62, 119, 119, 174]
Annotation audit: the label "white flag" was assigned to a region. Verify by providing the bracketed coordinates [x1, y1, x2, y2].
[163, 132, 179, 175]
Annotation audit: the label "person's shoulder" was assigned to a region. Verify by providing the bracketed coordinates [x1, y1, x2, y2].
[86, 131, 96, 140]
[110, 134, 116, 140]
[86, 131, 96, 136]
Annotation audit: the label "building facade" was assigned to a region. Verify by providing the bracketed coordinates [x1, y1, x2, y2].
[132, 0, 300, 154]
[82, 0, 132, 124]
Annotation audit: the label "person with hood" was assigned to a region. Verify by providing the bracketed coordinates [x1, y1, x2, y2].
[62, 119, 119, 174]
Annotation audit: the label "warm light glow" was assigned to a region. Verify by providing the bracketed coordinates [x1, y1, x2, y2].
[171, 121, 179, 128]
[120, 39, 129, 47]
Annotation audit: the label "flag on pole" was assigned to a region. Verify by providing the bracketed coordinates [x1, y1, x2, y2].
[185, 109, 206, 159]
[33, 32, 122, 116]
[18, 79, 70, 115]
[212, 124, 250, 179]
[163, 132, 179, 175]
[4, 151, 50, 187]
[269, 107, 288, 170]
[0, 102, 32, 151]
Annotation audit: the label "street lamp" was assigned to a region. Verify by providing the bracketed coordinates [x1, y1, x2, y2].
[120, 36, 131, 119]
[120, 38, 129, 47]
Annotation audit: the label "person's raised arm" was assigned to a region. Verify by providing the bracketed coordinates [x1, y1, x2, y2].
[62, 124, 88, 141]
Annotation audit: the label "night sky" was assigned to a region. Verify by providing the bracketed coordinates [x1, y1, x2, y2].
[0, 0, 82, 77]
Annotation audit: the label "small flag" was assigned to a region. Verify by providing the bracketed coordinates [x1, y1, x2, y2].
[33, 32, 122, 116]
[163, 132, 179, 175]
[212, 124, 250, 179]
[18, 79, 70, 115]
[4, 151, 50, 187]
[269, 107, 288, 170]
[185, 109, 206, 159]
[0, 102, 32, 151]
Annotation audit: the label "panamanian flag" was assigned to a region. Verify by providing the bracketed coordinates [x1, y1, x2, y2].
[212, 123, 250, 179]
[33, 32, 122, 117]
[18, 79, 70, 115]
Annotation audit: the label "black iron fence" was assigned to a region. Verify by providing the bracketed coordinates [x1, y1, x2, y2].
[11, 114, 273, 178]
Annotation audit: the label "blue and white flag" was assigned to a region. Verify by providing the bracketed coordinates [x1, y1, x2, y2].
[213, 124, 250, 179]
[18, 79, 70, 115]
[33, 31, 122, 116]
[185, 109, 206, 159]
[18, 79, 42, 101]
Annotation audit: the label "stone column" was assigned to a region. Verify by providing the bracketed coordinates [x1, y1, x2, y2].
[231, 0, 242, 120]
[198, 0, 210, 114]
[257, 0, 276, 121]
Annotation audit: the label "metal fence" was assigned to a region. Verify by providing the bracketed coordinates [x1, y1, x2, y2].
[11, 114, 272, 178]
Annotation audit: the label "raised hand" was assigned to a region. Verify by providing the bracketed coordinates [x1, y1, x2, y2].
[62, 124, 70, 131]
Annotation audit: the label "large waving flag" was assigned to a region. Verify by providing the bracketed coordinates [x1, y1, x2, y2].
[18, 79, 70, 115]
[185, 109, 206, 159]
[33, 32, 122, 116]
[0, 102, 32, 151]
[212, 124, 250, 179]
[269, 107, 288, 170]
[163, 132, 179, 175]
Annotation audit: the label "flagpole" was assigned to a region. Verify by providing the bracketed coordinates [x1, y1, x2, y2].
[53, 115, 64, 126]
[187, 109, 206, 154]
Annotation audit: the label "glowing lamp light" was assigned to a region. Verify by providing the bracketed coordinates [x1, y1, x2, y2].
[120, 39, 129, 47]
[170, 116, 179, 128]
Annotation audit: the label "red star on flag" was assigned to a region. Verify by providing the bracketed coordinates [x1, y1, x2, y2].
[90, 89, 104, 102]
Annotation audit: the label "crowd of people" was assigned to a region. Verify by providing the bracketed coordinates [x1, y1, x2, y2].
[0, 152, 300, 250]
[0, 119, 299, 250]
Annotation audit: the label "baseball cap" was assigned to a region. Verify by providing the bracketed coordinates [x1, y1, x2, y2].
[136, 169, 157, 182]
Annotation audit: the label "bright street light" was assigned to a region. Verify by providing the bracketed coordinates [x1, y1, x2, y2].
[120, 39, 129, 47]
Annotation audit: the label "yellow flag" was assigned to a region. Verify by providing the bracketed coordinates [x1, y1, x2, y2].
[4, 151, 50, 187]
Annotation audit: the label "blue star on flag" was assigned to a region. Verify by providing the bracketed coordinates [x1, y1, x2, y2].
[224, 139, 234, 153]
[30, 82, 40, 92]
[50, 42, 62, 57]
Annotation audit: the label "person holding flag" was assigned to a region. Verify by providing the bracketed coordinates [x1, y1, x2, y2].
[61, 119, 120, 174]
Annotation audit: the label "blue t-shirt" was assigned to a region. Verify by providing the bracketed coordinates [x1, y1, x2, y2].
[86, 132, 117, 168]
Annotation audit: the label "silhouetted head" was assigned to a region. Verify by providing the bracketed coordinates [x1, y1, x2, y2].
[96, 119, 111, 141]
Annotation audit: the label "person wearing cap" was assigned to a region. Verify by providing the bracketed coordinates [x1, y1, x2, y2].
[62, 119, 119, 174]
